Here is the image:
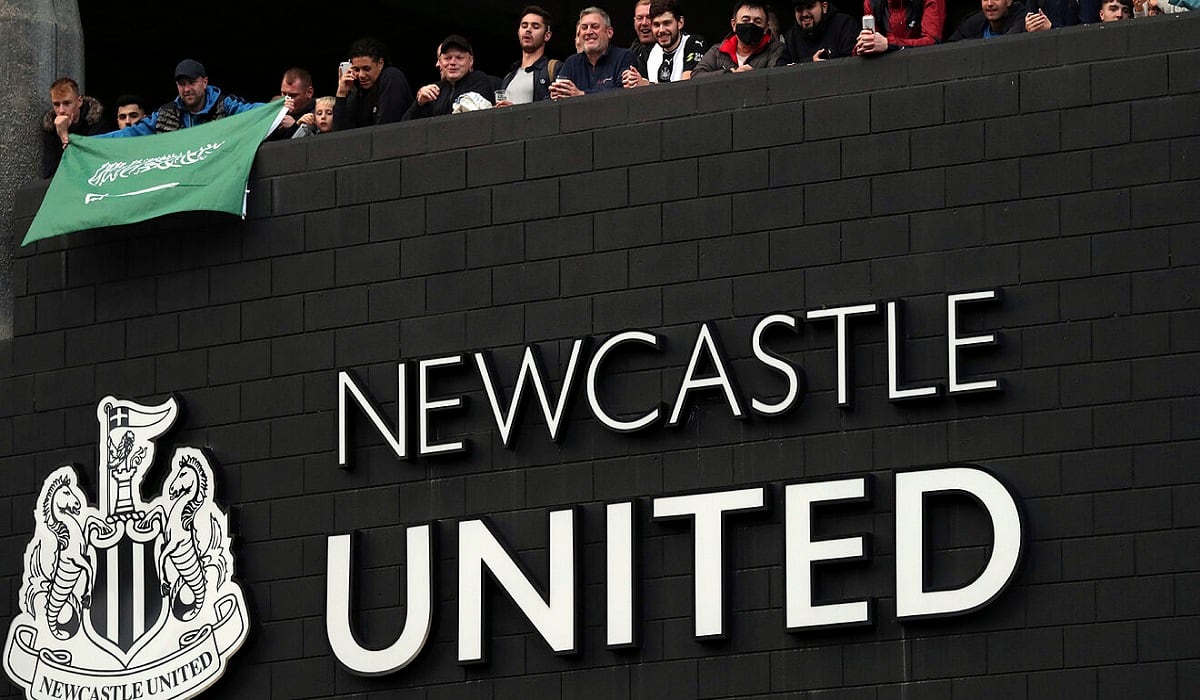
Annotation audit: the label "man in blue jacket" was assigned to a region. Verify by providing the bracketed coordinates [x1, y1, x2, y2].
[97, 59, 268, 137]
[551, 7, 638, 97]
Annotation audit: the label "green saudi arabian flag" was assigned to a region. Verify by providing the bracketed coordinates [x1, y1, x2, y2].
[23, 101, 286, 246]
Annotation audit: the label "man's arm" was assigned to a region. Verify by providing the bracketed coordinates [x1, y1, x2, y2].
[376, 68, 415, 125]
[689, 44, 727, 78]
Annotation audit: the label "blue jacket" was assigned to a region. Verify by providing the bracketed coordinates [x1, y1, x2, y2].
[558, 46, 638, 93]
[97, 86, 263, 137]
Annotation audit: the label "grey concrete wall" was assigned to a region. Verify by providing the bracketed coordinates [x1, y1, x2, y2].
[4, 13, 1200, 700]
[0, 0, 83, 339]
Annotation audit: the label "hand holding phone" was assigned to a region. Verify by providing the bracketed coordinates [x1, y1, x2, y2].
[862, 14, 876, 31]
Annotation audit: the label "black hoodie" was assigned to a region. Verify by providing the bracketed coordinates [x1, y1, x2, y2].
[777, 6, 859, 64]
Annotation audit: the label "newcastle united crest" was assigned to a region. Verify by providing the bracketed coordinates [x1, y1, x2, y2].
[3, 396, 248, 700]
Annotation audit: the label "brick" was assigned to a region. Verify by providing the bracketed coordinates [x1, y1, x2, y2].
[805, 93, 871, 140]
[699, 150, 769, 196]
[731, 186, 804, 234]
[1059, 188, 1130, 236]
[426, 188, 491, 233]
[872, 168, 945, 215]
[593, 288, 662, 332]
[560, 89, 629, 133]
[946, 160, 1020, 206]
[243, 297, 303, 340]
[594, 123, 662, 168]
[770, 223, 840, 269]
[595, 204, 661, 250]
[493, 101, 559, 142]
[271, 170, 335, 215]
[986, 112, 1060, 159]
[843, 133, 910, 177]
[630, 159, 699, 205]
[369, 198, 425, 240]
[732, 102, 804, 149]
[663, 279, 731, 324]
[1132, 267, 1199, 312]
[526, 214, 592, 260]
[1063, 534, 1135, 580]
[493, 261, 558, 304]
[1019, 151, 1092, 198]
[524, 297, 591, 341]
[272, 251, 334, 295]
[560, 169, 628, 215]
[699, 67, 770, 112]
[987, 628, 1063, 673]
[1131, 93, 1200, 142]
[630, 243, 697, 287]
[1091, 55, 1169, 105]
[907, 42, 983, 86]
[910, 121, 985, 170]
[1093, 229, 1170, 275]
[769, 139, 841, 188]
[1092, 142, 1170, 189]
[944, 74, 1018, 123]
[662, 196, 731, 242]
[662, 113, 731, 159]
[467, 223, 524, 268]
[335, 159, 401, 206]
[699, 234, 769, 279]
[1060, 103, 1131, 151]
[1093, 314, 1170, 360]
[335, 241, 400, 286]
[806, 176, 870, 223]
[467, 142, 524, 187]
[1021, 64, 1090, 113]
[427, 109, 492, 151]
[872, 84, 943, 131]
[492, 180, 560, 224]
[401, 232, 466, 277]
[402, 150, 465, 196]
[368, 278, 425, 322]
[561, 251, 628, 296]
[179, 304, 240, 348]
[527, 132, 593, 178]
[1098, 663, 1175, 700]
[628, 80, 697, 122]
[1169, 49, 1200, 95]
[984, 196, 1060, 243]
[271, 332, 334, 376]
[768, 60, 840, 102]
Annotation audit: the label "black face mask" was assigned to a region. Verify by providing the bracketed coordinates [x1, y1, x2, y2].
[735, 22, 765, 45]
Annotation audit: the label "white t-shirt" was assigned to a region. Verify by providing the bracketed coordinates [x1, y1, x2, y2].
[506, 69, 535, 105]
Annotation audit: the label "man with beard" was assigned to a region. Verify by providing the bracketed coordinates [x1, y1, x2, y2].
[948, 0, 1028, 39]
[97, 60, 265, 137]
[692, 1, 783, 76]
[404, 35, 496, 119]
[499, 6, 562, 104]
[333, 37, 414, 130]
[622, 0, 706, 86]
[778, 0, 858, 64]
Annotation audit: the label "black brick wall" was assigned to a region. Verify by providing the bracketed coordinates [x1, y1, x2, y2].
[5, 15, 1200, 700]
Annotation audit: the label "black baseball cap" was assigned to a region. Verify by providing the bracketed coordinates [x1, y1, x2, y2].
[438, 35, 473, 55]
[174, 59, 207, 80]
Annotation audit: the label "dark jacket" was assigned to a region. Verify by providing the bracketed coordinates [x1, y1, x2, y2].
[402, 70, 496, 120]
[333, 65, 414, 131]
[41, 95, 109, 178]
[1024, 0, 1100, 25]
[268, 98, 316, 141]
[947, 1, 1028, 40]
[558, 46, 639, 93]
[501, 54, 561, 103]
[692, 33, 784, 76]
[777, 10, 859, 64]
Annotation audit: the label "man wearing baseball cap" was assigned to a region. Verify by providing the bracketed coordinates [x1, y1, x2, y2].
[98, 59, 268, 137]
[404, 35, 497, 120]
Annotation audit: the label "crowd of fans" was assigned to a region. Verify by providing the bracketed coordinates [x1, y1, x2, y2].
[40, 0, 1191, 177]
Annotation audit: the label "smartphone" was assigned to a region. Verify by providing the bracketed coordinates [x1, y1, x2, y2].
[862, 14, 876, 31]
[339, 61, 352, 77]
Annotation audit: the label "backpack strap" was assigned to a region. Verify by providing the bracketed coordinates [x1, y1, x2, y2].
[547, 59, 562, 83]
